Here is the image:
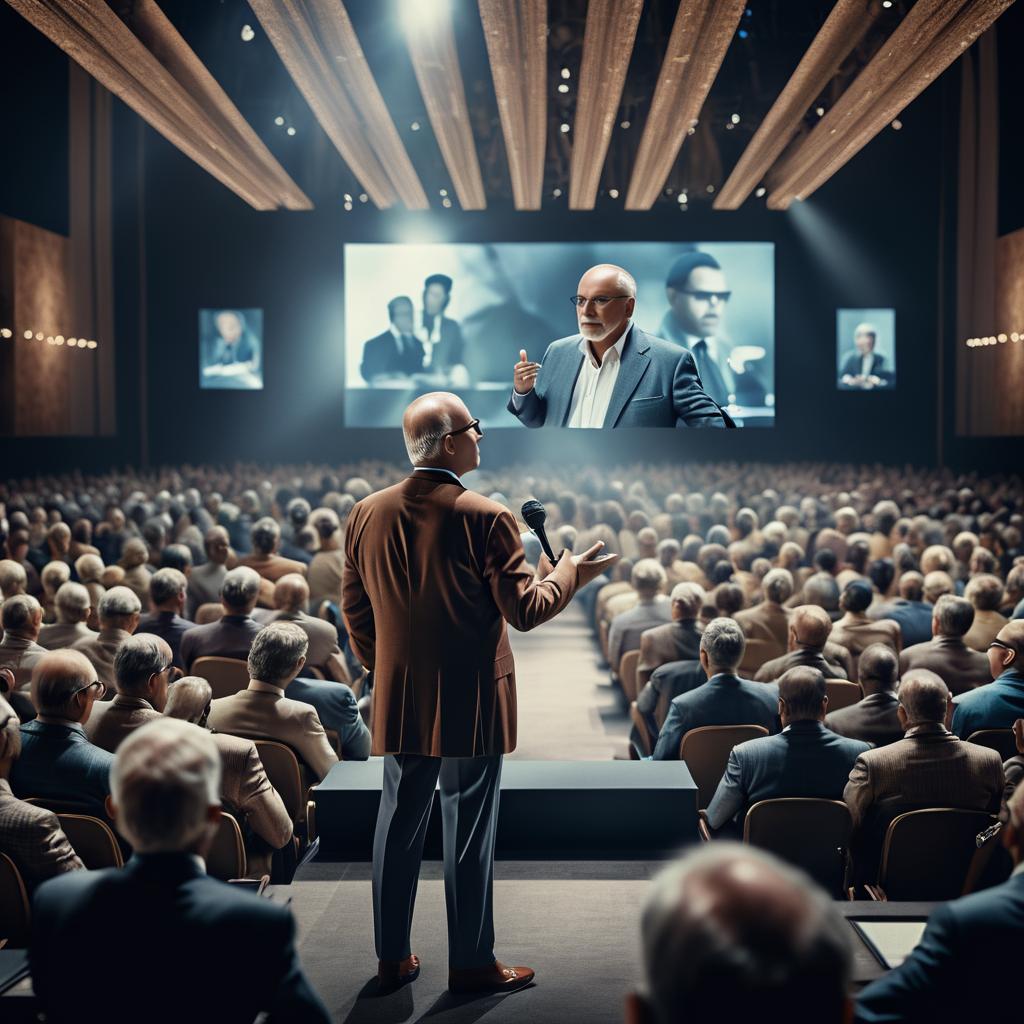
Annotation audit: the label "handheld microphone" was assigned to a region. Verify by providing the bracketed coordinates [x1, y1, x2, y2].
[521, 498, 557, 563]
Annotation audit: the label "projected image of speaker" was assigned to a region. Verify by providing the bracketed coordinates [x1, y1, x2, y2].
[198, 308, 263, 390]
[343, 242, 775, 428]
[837, 309, 896, 390]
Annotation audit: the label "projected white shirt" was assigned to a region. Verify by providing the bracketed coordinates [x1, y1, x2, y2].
[861, 352, 874, 377]
[565, 326, 629, 429]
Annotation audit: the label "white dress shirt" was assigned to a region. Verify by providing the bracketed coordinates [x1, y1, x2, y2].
[566, 328, 630, 428]
[861, 352, 874, 377]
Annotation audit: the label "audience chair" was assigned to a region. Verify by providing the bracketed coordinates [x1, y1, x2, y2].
[738, 638, 783, 677]
[206, 811, 247, 881]
[743, 798, 853, 897]
[629, 701, 655, 758]
[0, 852, 30, 948]
[194, 603, 223, 625]
[23, 796, 102, 816]
[966, 729, 1018, 761]
[866, 808, 999, 901]
[253, 739, 306, 825]
[680, 724, 770, 810]
[618, 649, 640, 702]
[598, 621, 610, 666]
[824, 679, 863, 712]
[191, 656, 250, 699]
[55, 814, 124, 870]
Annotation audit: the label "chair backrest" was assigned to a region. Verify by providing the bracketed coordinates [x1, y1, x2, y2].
[191, 656, 250, 699]
[599, 620, 610, 663]
[879, 808, 999, 900]
[629, 701, 654, 758]
[967, 729, 1018, 761]
[254, 739, 305, 822]
[206, 811, 246, 881]
[738, 637, 784, 676]
[824, 679, 863, 712]
[56, 813, 124, 870]
[744, 798, 853, 896]
[194, 603, 224, 625]
[654, 689, 672, 730]
[680, 724, 770, 809]
[0, 852, 30, 948]
[619, 649, 640, 701]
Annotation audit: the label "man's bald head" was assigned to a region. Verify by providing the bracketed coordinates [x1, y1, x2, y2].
[274, 573, 309, 613]
[789, 605, 833, 650]
[576, 265, 636, 346]
[898, 669, 950, 727]
[402, 391, 469, 466]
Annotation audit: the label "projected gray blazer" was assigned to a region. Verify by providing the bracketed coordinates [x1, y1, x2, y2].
[506, 326, 733, 428]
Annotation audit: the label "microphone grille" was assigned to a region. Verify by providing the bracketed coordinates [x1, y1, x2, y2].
[520, 499, 546, 528]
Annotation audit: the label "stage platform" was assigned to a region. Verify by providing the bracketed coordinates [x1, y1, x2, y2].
[312, 759, 699, 860]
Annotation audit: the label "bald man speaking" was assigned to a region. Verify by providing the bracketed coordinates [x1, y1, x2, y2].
[343, 391, 615, 996]
[508, 263, 732, 428]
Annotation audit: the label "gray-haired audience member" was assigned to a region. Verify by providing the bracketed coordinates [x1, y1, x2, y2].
[636, 581, 704, 688]
[71, 585, 142, 689]
[186, 525, 231, 618]
[137, 567, 194, 668]
[0, 692, 84, 889]
[755, 605, 850, 683]
[38, 582, 95, 650]
[29, 717, 330, 1023]
[607, 559, 671, 674]
[628, 844, 851, 1024]
[825, 643, 903, 746]
[0, 559, 28, 601]
[899, 593, 992, 695]
[0, 594, 48, 675]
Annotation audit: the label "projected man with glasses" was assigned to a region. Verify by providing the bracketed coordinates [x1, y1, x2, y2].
[659, 251, 766, 408]
[507, 263, 731, 429]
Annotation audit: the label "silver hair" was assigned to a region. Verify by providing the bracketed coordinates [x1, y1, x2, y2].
[111, 718, 221, 855]
[220, 567, 261, 610]
[0, 694, 22, 762]
[114, 634, 168, 693]
[670, 582, 705, 618]
[99, 585, 142, 620]
[0, 559, 27, 595]
[163, 676, 213, 724]
[699, 616, 746, 670]
[250, 516, 280, 554]
[631, 558, 668, 595]
[55, 581, 91, 620]
[247, 621, 309, 685]
[933, 594, 974, 637]
[150, 567, 187, 606]
[75, 553, 105, 582]
[1, 593, 41, 632]
[41, 560, 71, 592]
[763, 568, 794, 604]
[403, 406, 455, 466]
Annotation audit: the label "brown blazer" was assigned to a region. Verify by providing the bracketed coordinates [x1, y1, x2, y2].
[754, 646, 849, 683]
[637, 620, 702, 688]
[71, 628, 133, 689]
[0, 778, 84, 890]
[963, 609, 1008, 653]
[899, 635, 993, 696]
[237, 553, 308, 583]
[37, 621, 96, 650]
[85, 694, 161, 752]
[828, 613, 901, 681]
[342, 471, 577, 757]
[735, 601, 789, 647]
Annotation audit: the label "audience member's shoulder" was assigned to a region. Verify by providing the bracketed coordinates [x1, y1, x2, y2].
[35, 863, 116, 907]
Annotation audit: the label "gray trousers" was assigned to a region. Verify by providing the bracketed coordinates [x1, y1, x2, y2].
[372, 753, 503, 969]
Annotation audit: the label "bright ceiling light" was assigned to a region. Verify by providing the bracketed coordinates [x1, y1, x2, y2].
[608, 189, 619, 199]
[241, 24, 255, 42]
[755, 186, 767, 197]
[398, 0, 448, 37]
[561, 68, 571, 79]
[558, 83, 569, 94]
[560, 123, 570, 134]
[286, 126, 296, 136]
[274, 116, 285, 127]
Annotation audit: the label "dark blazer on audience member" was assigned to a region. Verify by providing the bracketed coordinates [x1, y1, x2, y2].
[137, 610, 195, 668]
[179, 613, 261, 671]
[754, 647, 849, 683]
[9, 719, 114, 818]
[652, 673, 780, 761]
[706, 721, 870, 831]
[825, 692, 903, 747]
[951, 668, 1024, 737]
[870, 598, 934, 647]
[637, 659, 707, 718]
[899, 634, 992, 695]
[637, 619, 702, 686]
[855, 867, 1024, 1023]
[30, 852, 331, 1024]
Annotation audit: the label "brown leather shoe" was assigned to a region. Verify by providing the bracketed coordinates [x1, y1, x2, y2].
[448, 960, 535, 994]
[377, 953, 420, 993]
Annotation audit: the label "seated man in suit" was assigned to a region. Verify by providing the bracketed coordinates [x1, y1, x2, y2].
[0, 594, 49, 677]
[30, 717, 330, 1023]
[37, 581, 95, 650]
[185, 525, 231, 618]
[952, 619, 1024, 736]
[181, 568, 368, 758]
[360, 295, 425, 383]
[607, 559, 671, 679]
[844, 669, 1003, 885]
[829, 580, 901, 681]
[869, 571, 933, 647]
[962, 573, 1009, 652]
[0, 693, 84, 890]
[734, 567, 793, 654]
[855, 783, 1024, 1023]
[706, 667, 870, 833]
[755, 605, 850, 683]
[825, 643, 903, 747]
[636, 581, 704, 688]
[507, 263, 731, 429]
[839, 322, 888, 389]
[10, 650, 115, 818]
[165, 676, 293, 877]
[238, 517, 308, 587]
[137, 568, 194, 668]
[208, 622, 339, 784]
[72, 585, 141, 690]
[635, 659, 707, 748]
[900, 594, 992, 695]
[628, 844, 852, 1024]
[652, 618, 780, 761]
[86, 634, 173, 752]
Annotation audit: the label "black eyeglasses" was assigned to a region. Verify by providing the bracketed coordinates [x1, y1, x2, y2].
[679, 289, 732, 303]
[569, 295, 631, 308]
[71, 679, 105, 699]
[447, 418, 482, 438]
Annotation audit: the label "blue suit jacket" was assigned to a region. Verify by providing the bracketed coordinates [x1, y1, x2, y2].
[652, 673, 780, 761]
[9, 719, 114, 818]
[507, 326, 732, 428]
[951, 668, 1024, 737]
[869, 598, 933, 647]
[31, 853, 330, 1023]
[855, 870, 1024, 1022]
[705, 721, 870, 830]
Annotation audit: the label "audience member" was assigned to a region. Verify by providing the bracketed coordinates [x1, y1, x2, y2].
[39, 560, 71, 623]
[652, 618, 778, 760]
[755, 605, 849, 682]
[899, 594, 992, 694]
[962, 574, 1008, 652]
[137, 567, 194, 667]
[1004, 718, 1024, 809]
[629, 844, 852, 1024]
[9, 651, 114, 817]
[37, 581, 95, 649]
[825, 643, 903, 746]
[307, 507, 345, 610]
[186, 525, 231, 618]
[239, 516, 308, 584]
[735, 567, 793, 651]
[636, 582, 703, 688]
[869, 571, 933, 646]
[118, 537, 154, 604]
[829, 580, 901, 680]
[844, 670, 1003, 883]
[29, 717, 331, 1023]
[705, 667, 870, 832]
[86, 634, 173, 752]
[72, 585, 141, 689]
[952, 621, 1024, 736]
[0, 557, 29, 606]
[0, 594, 48, 676]
[0, 693, 84, 889]
[608, 560, 671, 676]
